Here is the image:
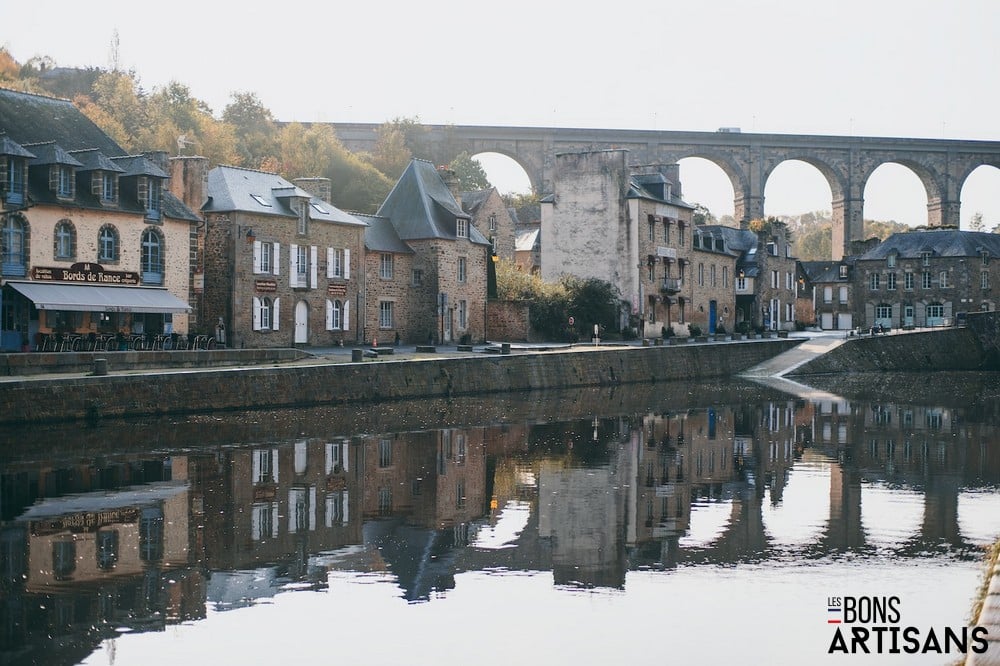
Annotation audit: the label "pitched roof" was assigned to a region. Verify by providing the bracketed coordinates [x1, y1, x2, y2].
[799, 260, 851, 283]
[627, 173, 696, 209]
[0, 88, 126, 155]
[204, 165, 365, 227]
[0, 133, 36, 158]
[68, 148, 126, 172]
[377, 159, 489, 245]
[354, 213, 413, 254]
[515, 227, 540, 252]
[858, 229, 1000, 260]
[111, 155, 169, 178]
[459, 188, 493, 216]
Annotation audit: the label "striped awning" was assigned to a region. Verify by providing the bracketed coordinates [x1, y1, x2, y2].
[7, 281, 191, 313]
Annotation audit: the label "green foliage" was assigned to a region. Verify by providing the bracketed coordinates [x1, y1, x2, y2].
[223, 91, 279, 169]
[449, 151, 492, 191]
[692, 203, 717, 225]
[365, 123, 413, 180]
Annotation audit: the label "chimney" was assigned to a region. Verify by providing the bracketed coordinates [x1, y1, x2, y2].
[660, 163, 681, 199]
[293, 177, 332, 204]
[169, 155, 209, 212]
[437, 166, 462, 208]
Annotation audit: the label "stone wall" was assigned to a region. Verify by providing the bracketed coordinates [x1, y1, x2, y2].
[0, 339, 800, 425]
[486, 300, 535, 342]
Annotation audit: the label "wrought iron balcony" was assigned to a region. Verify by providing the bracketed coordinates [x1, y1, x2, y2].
[661, 277, 681, 293]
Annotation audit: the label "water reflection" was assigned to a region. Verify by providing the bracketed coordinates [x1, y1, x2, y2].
[1, 376, 999, 664]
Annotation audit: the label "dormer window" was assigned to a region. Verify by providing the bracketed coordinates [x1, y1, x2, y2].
[4, 156, 26, 206]
[887, 253, 896, 268]
[921, 251, 931, 266]
[138, 176, 162, 221]
[457, 218, 468, 239]
[839, 265, 848, 278]
[101, 172, 117, 203]
[983, 251, 990, 266]
[297, 202, 308, 235]
[56, 165, 74, 198]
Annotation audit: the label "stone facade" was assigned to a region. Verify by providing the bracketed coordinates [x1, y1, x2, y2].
[754, 223, 800, 331]
[462, 188, 516, 261]
[690, 233, 737, 334]
[852, 229, 1000, 329]
[363, 246, 413, 345]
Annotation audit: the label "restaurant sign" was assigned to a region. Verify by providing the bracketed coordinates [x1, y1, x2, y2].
[255, 279, 278, 292]
[31, 507, 141, 535]
[327, 283, 347, 296]
[32, 263, 140, 286]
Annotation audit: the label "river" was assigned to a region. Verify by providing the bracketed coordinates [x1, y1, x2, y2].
[2, 373, 998, 665]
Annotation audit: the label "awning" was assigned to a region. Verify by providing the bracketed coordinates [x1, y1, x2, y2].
[6, 281, 191, 314]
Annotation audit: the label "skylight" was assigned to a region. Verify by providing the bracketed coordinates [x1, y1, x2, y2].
[250, 194, 272, 207]
[311, 202, 328, 214]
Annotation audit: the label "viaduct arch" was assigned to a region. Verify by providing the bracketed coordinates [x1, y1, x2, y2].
[329, 123, 1000, 259]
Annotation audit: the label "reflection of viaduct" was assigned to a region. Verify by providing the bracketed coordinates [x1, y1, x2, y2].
[331, 123, 1000, 259]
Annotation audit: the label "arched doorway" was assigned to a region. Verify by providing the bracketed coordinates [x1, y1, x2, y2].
[294, 300, 309, 344]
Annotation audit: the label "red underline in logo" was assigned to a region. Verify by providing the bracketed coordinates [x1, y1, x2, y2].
[827, 620, 842, 624]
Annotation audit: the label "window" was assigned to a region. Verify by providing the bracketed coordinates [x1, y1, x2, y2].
[875, 304, 892, 320]
[145, 178, 161, 220]
[926, 303, 945, 325]
[982, 271, 990, 289]
[52, 540, 76, 580]
[922, 271, 932, 289]
[458, 300, 467, 329]
[57, 165, 74, 197]
[259, 297, 273, 330]
[648, 264, 655, 281]
[939, 271, 949, 288]
[379, 438, 393, 467]
[648, 222, 655, 242]
[412, 269, 423, 286]
[663, 222, 670, 243]
[98, 224, 119, 263]
[736, 276, 747, 291]
[869, 273, 880, 290]
[457, 218, 468, 238]
[5, 156, 25, 205]
[839, 286, 848, 303]
[722, 266, 729, 288]
[380, 253, 393, 279]
[488, 213, 497, 231]
[921, 252, 931, 266]
[260, 241, 273, 273]
[839, 265, 848, 278]
[1, 214, 27, 276]
[96, 529, 119, 570]
[297, 202, 308, 234]
[697, 263, 704, 286]
[887, 254, 896, 268]
[823, 287, 833, 304]
[102, 172, 117, 202]
[379, 301, 394, 328]
[54, 220, 75, 260]
[140, 228, 163, 285]
[330, 299, 342, 329]
[296, 245, 308, 280]
[458, 256, 467, 283]
[886, 273, 896, 290]
[785, 271, 792, 290]
[329, 248, 343, 277]
[983, 252, 990, 266]
[771, 270, 778, 289]
[904, 272, 914, 290]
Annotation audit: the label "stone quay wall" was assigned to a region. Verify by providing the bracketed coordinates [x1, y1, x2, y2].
[0, 348, 309, 377]
[0, 339, 800, 425]
[788, 311, 1000, 376]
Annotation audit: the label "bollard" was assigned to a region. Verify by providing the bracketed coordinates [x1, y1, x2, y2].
[351, 348, 363, 362]
[501, 342, 511, 355]
[93, 358, 108, 376]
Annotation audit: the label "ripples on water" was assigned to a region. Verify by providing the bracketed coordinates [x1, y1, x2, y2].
[1, 377, 998, 665]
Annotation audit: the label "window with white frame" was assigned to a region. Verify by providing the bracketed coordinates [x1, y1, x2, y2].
[771, 270, 778, 289]
[887, 272, 896, 290]
[711, 265, 717, 288]
[939, 271, 949, 288]
[260, 241, 273, 274]
[869, 273, 880, 290]
[329, 299, 342, 329]
[904, 272, 914, 290]
[54, 220, 75, 260]
[57, 166, 74, 197]
[785, 302, 793, 323]
[457, 218, 468, 238]
[488, 213, 497, 231]
[379, 301, 393, 328]
[102, 172, 117, 203]
[785, 271, 792, 290]
[98, 224, 118, 263]
[330, 248, 343, 277]
[412, 269, 423, 286]
[458, 256, 467, 283]
[722, 266, 729, 288]
[378, 438, 392, 467]
[296, 245, 308, 281]
[458, 300, 467, 329]
[983, 251, 990, 266]
[875, 304, 892, 320]
[887, 254, 896, 268]
[259, 297, 273, 330]
[921, 252, 931, 266]
[839, 265, 848, 278]
[982, 271, 990, 289]
[736, 276, 747, 291]
[697, 263, 704, 286]
[380, 253, 393, 279]
[648, 222, 655, 242]
[823, 287, 833, 303]
[297, 202, 308, 235]
[839, 286, 848, 303]
[922, 271, 932, 289]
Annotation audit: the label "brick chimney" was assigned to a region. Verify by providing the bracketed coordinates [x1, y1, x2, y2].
[169, 155, 209, 212]
[437, 166, 462, 208]
[293, 177, 332, 204]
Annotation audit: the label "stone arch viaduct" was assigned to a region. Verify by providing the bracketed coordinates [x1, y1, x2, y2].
[330, 123, 1000, 259]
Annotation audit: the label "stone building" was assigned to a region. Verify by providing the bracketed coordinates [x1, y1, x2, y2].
[853, 229, 1000, 329]
[541, 150, 697, 335]
[199, 164, 366, 348]
[376, 160, 491, 344]
[798, 260, 856, 331]
[0, 89, 200, 352]
[693, 221, 799, 332]
[354, 212, 413, 345]
[690, 226, 738, 334]
[460, 187, 516, 261]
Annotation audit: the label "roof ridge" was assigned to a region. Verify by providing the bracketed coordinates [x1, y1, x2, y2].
[0, 85, 74, 104]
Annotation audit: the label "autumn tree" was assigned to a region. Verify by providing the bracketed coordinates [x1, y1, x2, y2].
[364, 122, 413, 180]
[142, 81, 239, 166]
[222, 91, 279, 169]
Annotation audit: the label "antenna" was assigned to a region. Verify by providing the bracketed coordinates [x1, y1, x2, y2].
[176, 134, 197, 156]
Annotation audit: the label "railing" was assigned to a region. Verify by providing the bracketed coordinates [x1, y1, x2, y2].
[661, 277, 682, 293]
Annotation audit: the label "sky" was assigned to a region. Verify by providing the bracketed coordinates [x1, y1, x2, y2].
[4, 0, 999, 227]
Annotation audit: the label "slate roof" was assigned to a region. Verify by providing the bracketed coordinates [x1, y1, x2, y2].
[698, 224, 761, 276]
[22, 141, 83, 167]
[0, 88, 126, 155]
[353, 213, 413, 254]
[858, 229, 1000, 260]
[204, 165, 366, 227]
[377, 159, 490, 245]
[627, 172, 696, 209]
[0, 133, 37, 158]
[799, 260, 851, 284]
[459, 189, 493, 216]
[68, 148, 125, 172]
[515, 227, 540, 252]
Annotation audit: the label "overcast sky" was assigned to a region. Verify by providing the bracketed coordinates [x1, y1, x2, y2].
[4, 0, 999, 226]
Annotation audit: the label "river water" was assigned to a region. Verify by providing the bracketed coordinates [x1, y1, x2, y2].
[1, 373, 998, 665]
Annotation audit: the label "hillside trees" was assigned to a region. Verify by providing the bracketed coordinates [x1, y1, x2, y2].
[222, 91, 279, 169]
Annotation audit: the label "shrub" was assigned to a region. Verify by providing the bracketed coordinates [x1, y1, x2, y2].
[688, 324, 702, 337]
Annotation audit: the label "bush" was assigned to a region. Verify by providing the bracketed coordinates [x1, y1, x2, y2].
[661, 325, 674, 338]
[715, 323, 727, 335]
[735, 321, 751, 335]
[688, 324, 702, 337]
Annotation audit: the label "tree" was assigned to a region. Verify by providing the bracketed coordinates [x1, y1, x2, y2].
[83, 70, 147, 152]
[0, 48, 19, 83]
[449, 151, 491, 191]
[223, 91, 279, 169]
[142, 81, 239, 166]
[968, 211, 984, 232]
[692, 203, 717, 225]
[365, 123, 412, 180]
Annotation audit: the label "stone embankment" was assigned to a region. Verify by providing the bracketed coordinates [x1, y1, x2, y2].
[0, 339, 799, 426]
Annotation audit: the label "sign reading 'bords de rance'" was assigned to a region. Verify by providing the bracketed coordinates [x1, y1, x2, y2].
[31, 263, 140, 286]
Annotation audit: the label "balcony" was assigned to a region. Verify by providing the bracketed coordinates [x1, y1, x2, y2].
[661, 277, 681, 293]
